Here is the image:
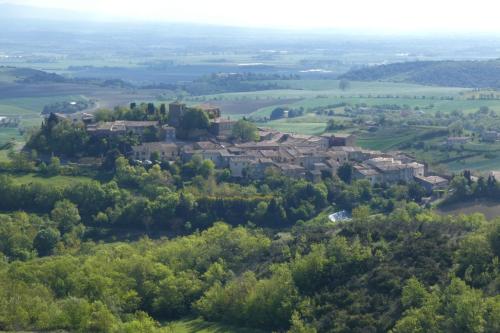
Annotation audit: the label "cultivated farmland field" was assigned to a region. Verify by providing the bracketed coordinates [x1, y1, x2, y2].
[191, 79, 500, 173]
[3, 76, 500, 173]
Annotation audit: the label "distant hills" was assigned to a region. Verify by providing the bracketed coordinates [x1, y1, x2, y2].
[0, 66, 135, 89]
[0, 67, 66, 84]
[340, 59, 500, 88]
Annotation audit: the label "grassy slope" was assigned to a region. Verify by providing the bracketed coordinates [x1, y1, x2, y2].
[164, 318, 266, 333]
[356, 128, 424, 151]
[194, 80, 463, 118]
[7, 173, 93, 186]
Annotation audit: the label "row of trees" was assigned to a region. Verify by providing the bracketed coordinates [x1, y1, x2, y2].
[448, 170, 500, 201]
[270, 107, 304, 120]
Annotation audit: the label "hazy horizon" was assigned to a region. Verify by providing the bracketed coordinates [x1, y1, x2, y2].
[3, 0, 500, 35]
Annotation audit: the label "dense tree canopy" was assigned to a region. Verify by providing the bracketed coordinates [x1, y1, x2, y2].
[231, 119, 258, 142]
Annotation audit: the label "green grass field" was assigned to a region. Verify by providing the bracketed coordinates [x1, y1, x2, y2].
[163, 318, 266, 333]
[355, 127, 447, 151]
[248, 96, 500, 118]
[0, 95, 90, 145]
[194, 79, 465, 119]
[445, 154, 500, 172]
[262, 113, 337, 135]
[0, 95, 89, 115]
[196, 79, 500, 173]
[264, 120, 327, 135]
[7, 173, 93, 186]
[0, 127, 22, 144]
[191, 79, 500, 120]
[356, 129, 418, 151]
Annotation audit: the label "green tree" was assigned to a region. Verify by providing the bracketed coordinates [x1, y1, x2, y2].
[58, 297, 92, 331]
[288, 311, 317, 333]
[33, 227, 60, 256]
[337, 163, 353, 183]
[94, 109, 114, 122]
[200, 160, 215, 178]
[47, 156, 61, 175]
[180, 108, 210, 131]
[147, 103, 156, 115]
[232, 119, 258, 142]
[51, 200, 81, 234]
[270, 107, 286, 120]
[339, 79, 350, 91]
[159, 104, 167, 116]
[401, 277, 430, 309]
[150, 151, 161, 162]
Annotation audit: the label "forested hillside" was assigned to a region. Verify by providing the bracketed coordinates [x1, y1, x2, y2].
[0, 204, 499, 332]
[0, 148, 499, 332]
[340, 59, 500, 88]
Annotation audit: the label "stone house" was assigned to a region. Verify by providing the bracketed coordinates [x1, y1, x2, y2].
[209, 118, 236, 138]
[87, 120, 159, 138]
[229, 156, 256, 177]
[132, 142, 179, 161]
[330, 134, 356, 147]
[414, 175, 449, 193]
[482, 131, 499, 142]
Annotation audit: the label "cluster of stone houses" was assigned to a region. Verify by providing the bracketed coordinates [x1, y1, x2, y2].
[131, 129, 355, 182]
[482, 130, 500, 142]
[129, 124, 443, 188]
[352, 157, 424, 184]
[77, 102, 446, 189]
[87, 120, 161, 137]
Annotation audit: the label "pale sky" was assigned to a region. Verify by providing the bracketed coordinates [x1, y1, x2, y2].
[5, 0, 500, 33]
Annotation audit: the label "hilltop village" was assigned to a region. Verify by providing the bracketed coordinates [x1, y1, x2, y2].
[52, 102, 447, 192]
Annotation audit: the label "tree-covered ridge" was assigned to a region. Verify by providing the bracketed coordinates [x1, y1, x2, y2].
[0, 209, 499, 332]
[340, 59, 500, 88]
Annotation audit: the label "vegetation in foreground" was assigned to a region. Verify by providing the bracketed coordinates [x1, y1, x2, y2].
[0, 207, 498, 332]
[0, 148, 498, 332]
